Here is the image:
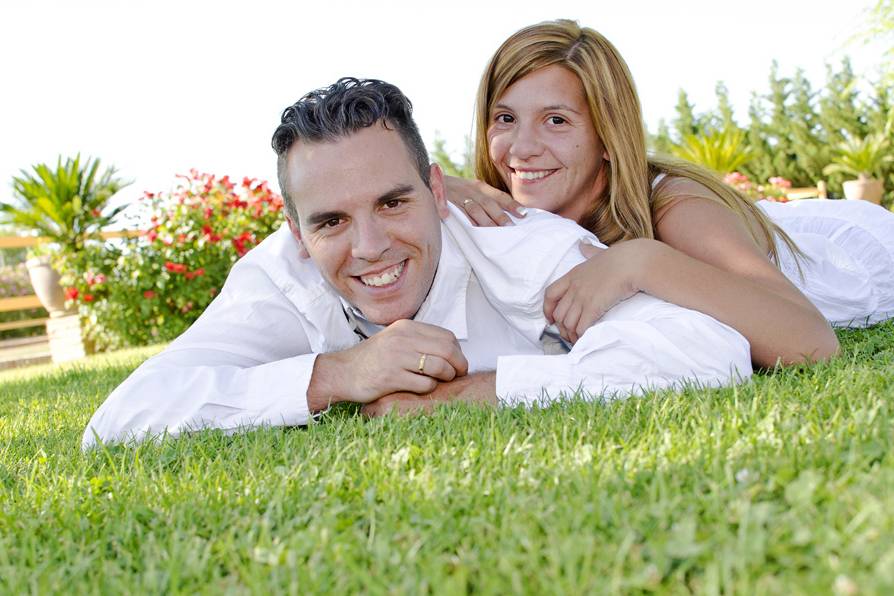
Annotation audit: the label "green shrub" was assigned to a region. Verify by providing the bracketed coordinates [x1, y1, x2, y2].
[1, 155, 130, 253]
[652, 59, 894, 202]
[59, 171, 284, 350]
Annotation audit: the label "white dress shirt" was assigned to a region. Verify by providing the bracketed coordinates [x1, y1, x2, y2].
[82, 206, 752, 448]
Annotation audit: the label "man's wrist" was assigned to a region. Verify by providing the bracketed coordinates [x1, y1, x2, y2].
[433, 371, 497, 405]
[306, 352, 347, 413]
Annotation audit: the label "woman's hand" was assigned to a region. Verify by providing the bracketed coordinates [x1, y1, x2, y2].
[544, 240, 651, 343]
[444, 175, 527, 226]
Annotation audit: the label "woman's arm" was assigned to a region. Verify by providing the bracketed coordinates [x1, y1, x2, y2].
[547, 190, 840, 368]
[641, 195, 839, 367]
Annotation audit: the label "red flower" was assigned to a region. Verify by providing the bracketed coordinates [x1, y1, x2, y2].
[64, 287, 79, 301]
[83, 293, 95, 302]
[147, 230, 158, 243]
[204, 207, 214, 219]
[231, 231, 255, 257]
[165, 262, 188, 274]
[202, 224, 221, 243]
[143, 290, 156, 299]
[91, 208, 101, 217]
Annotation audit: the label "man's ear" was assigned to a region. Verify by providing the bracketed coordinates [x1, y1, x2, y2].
[429, 163, 449, 219]
[286, 217, 310, 259]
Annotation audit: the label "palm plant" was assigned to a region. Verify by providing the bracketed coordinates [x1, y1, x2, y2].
[668, 128, 754, 175]
[822, 134, 894, 180]
[1, 155, 131, 253]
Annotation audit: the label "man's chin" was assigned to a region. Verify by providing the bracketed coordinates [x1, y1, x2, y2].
[354, 301, 419, 326]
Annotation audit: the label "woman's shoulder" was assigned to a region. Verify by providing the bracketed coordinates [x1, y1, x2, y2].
[651, 175, 722, 224]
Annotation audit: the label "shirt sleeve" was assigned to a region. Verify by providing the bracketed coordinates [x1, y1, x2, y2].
[494, 235, 754, 406]
[81, 260, 320, 450]
[495, 293, 753, 406]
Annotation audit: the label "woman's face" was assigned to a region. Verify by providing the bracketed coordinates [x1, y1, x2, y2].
[487, 65, 608, 222]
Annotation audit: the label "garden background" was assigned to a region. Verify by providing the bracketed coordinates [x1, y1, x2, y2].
[2, 1, 894, 593]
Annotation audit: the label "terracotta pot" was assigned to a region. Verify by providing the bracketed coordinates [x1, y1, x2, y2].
[842, 175, 883, 204]
[26, 256, 71, 317]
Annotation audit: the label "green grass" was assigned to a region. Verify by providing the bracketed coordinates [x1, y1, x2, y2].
[1, 324, 893, 594]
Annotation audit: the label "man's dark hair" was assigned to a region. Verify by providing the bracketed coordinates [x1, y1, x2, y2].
[272, 77, 431, 223]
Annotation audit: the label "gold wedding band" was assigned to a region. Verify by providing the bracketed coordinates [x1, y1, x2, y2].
[417, 353, 428, 373]
[462, 199, 474, 206]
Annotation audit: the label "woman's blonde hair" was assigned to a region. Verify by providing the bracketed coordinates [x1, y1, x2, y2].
[473, 19, 799, 263]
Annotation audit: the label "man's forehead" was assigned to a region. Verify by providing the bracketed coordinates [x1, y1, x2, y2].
[286, 127, 422, 214]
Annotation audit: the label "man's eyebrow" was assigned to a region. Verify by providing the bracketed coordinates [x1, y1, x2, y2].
[305, 209, 348, 227]
[304, 184, 416, 227]
[376, 184, 416, 205]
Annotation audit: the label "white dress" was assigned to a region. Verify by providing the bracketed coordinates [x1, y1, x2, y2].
[758, 198, 894, 328]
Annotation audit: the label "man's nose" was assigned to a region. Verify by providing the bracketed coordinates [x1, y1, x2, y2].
[508, 121, 544, 161]
[351, 217, 390, 261]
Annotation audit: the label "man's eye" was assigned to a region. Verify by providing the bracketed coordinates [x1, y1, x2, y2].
[383, 199, 403, 209]
[322, 218, 342, 229]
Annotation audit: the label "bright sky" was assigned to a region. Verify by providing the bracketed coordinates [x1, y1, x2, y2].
[0, 0, 884, 216]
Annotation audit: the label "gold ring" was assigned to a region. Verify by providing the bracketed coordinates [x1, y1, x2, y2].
[417, 353, 428, 373]
[462, 199, 474, 206]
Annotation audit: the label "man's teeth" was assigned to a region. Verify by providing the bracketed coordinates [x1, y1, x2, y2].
[515, 170, 551, 180]
[360, 262, 405, 287]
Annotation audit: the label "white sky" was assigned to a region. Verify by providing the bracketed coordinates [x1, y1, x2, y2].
[0, 0, 885, 217]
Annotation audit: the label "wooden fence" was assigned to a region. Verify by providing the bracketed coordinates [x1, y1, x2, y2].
[0, 231, 142, 330]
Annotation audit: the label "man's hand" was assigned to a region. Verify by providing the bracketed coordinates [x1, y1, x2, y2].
[360, 371, 497, 418]
[306, 319, 469, 411]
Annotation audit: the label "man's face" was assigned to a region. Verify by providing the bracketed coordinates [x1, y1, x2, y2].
[285, 125, 449, 325]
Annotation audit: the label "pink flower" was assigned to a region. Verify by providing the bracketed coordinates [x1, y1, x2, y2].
[768, 176, 792, 189]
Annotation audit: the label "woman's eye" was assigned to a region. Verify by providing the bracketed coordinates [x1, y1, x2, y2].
[548, 116, 566, 125]
[495, 113, 515, 124]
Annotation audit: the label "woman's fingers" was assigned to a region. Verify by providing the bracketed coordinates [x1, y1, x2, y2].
[477, 196, 514, 226]
[478, 181, 527, 217]
[444, 175, 527, 225]
[462, 200, 502, 226]
[559, 302, 583, 343]
[544, 276, 570, 323]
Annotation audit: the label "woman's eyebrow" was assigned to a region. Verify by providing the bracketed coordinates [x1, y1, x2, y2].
[492, 102, 582, 115]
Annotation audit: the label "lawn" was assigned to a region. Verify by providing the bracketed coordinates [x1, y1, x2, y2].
[1, 323, 893, 594]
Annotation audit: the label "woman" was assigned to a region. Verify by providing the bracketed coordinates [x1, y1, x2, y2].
[447, 19, 894, 368]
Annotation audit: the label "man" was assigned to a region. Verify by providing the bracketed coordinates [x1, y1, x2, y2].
[82, 78, 751, 448]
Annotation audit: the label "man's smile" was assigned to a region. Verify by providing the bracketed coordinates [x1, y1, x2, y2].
[354, 259, 407, 288]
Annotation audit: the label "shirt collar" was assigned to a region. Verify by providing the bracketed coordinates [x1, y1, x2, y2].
[338, 225, 471, 340]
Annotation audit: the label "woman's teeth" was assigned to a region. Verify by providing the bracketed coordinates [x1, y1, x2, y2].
[360, 262, 405, 287]
[515, 170, 551, 180]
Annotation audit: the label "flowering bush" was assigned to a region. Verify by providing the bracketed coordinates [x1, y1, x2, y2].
[723, 172, 793, 202]
[59, 170, 284, 349]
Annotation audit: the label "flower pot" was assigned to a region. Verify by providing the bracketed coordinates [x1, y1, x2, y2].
[25, 256, 71, 317]
[842, 175, 883, 204]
